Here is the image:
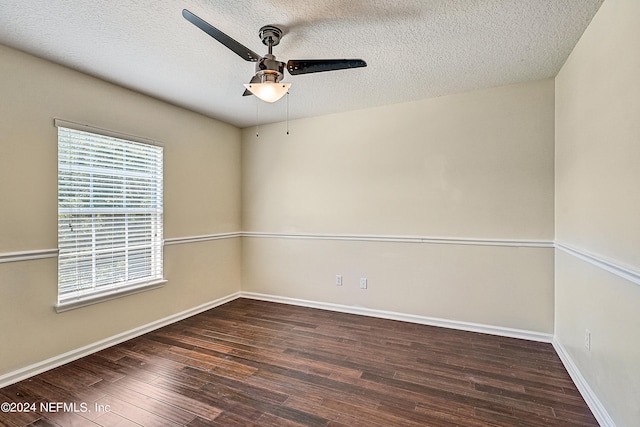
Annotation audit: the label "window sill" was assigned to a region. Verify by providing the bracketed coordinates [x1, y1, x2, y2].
[55, 279, 167, 313]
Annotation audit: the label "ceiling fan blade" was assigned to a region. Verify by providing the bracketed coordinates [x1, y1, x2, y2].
[182, 9, 260, 62]
[242, 75, 261, 96]
[286, 59, 367, 75]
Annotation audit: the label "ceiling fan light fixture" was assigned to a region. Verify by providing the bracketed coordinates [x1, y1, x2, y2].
[244, 82, 291, 103]
[182, 10, 366, 105]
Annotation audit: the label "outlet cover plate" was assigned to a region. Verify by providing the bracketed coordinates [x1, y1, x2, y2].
[584, 329, 591, 351]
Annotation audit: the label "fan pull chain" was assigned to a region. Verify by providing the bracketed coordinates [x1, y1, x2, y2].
[255, 98, 259, 138]
[286, 91, 290, 135]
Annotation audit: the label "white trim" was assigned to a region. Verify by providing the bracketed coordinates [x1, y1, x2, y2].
[0, 248, 58, 264]
[0, 233, 243, 264]
[5, 238, 637, 294]
[0, 292, 241, 389]
[0, 233, 553, 265]
[420, 237, 551, 247]
[556, 241, 640, 287]
[243, 232, 553, 248]
[54, 119, 163, 147]
[55, 279, 168, 313]
[240, 292, 553, 343]
[244, 232, 423, 243]
[552, 338, 616, 427]
[164, 232, 242, 246]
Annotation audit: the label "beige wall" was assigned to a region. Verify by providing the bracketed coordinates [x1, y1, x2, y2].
[555, 0, 640, 425]
[8, 5, 637, 421]
[0, 44, 242, 376]
[243, 238, 554, 333]
[242, 79, 556, 333]
[244, 80, 555, 239]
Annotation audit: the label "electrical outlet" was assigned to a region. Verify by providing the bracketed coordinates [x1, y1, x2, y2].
[335, 275, 343, 286]
[584, 329, 591, 351]
[359, 278, 367, 289]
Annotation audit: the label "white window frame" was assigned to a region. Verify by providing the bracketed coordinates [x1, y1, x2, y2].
[55, 119, 165, 312]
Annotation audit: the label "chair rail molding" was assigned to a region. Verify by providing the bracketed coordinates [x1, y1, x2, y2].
[0, 249, 58, 264]
[242, 231, 553, 248]
[555, 241, 640, 287]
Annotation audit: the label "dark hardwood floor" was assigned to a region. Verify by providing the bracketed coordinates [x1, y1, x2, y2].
[1, 298, 598, 426]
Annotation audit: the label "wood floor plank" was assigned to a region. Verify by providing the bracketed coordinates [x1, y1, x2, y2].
[284, 394, 375, 427]
[1, 299, 599, 427]
[92, 395, 182, 427]
[92, 411, 140, 427]
[36, 410, 100, 427]
[88, 381, 197, 425]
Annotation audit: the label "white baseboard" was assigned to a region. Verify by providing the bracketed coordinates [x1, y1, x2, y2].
[552, 338, 616, 427]
[239, 292, 553, 343]
[7, 289, 614, 427]
[0, 292, 241, 389]
[0, 290, 551, 389]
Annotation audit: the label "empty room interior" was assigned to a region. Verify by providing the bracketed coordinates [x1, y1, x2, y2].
[0, 0, 638, 426]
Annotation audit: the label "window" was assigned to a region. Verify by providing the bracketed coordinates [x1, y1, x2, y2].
[56, 120, 164, 311]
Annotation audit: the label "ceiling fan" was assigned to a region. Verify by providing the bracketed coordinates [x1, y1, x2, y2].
[182, 9, 367, 103]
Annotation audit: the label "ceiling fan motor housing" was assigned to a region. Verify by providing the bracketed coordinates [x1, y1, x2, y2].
[255, 25, 285, 83]
[256, 54, 286, 83]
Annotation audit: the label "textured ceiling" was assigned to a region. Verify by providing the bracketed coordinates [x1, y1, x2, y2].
[0, 0, 603, 128]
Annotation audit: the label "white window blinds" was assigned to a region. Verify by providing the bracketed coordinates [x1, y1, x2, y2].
[57, 122, 163, 307]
